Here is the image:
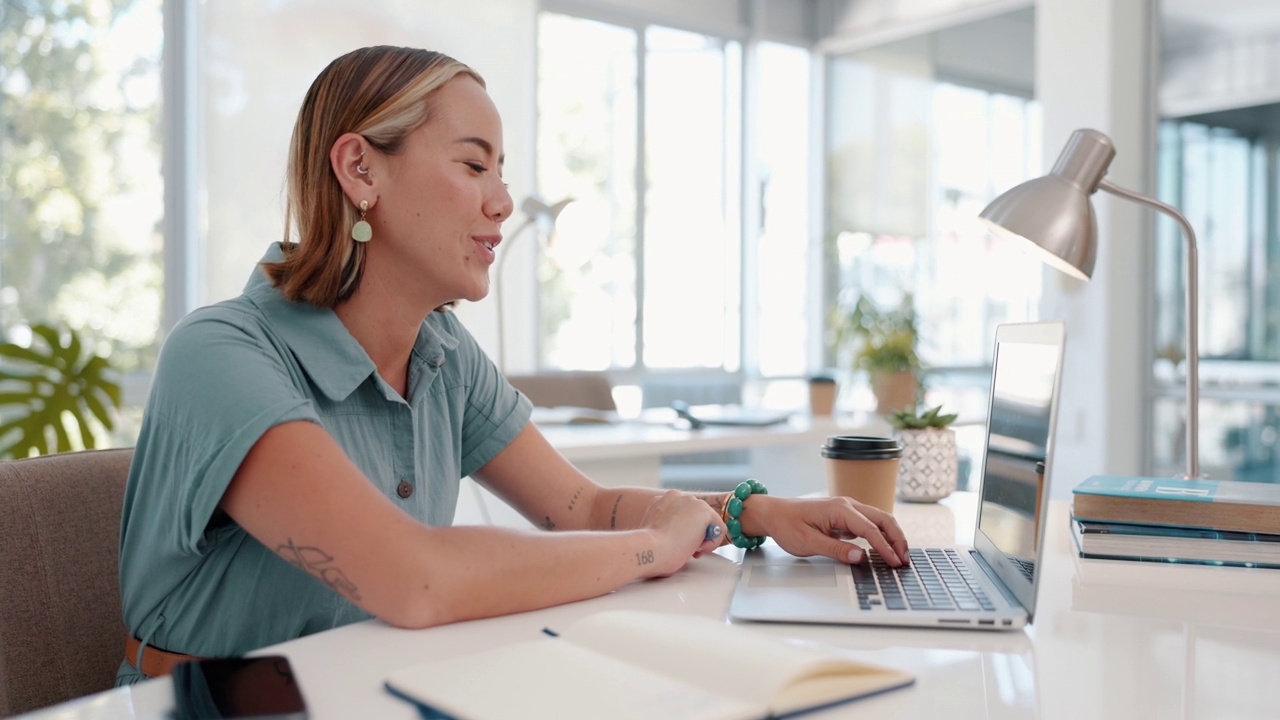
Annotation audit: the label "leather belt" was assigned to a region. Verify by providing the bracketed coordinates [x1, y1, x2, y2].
[124, 635, 205, 678]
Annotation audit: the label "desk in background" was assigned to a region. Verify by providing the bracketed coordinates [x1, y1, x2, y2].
[458, 413, 885, 528]
[24, 491, 1280, 720]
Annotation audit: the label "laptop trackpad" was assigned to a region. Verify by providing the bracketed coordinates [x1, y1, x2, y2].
[749, 564, 839, 588]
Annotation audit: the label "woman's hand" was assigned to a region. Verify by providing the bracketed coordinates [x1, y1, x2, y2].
[637, 490, 727, 578]
[741, 495, 910, 566]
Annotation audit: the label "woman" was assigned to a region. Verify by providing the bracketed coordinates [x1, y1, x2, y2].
[117, 46, 909, 685]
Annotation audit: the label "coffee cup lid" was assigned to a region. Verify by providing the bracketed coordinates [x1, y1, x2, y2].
[820, 435, 903, 460]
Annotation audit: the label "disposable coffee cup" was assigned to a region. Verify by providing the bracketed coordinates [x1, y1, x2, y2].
[820, 435, 904, 513]
[808, 375, 837, 417]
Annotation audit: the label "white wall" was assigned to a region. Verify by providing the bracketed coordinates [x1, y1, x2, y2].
[1034, 0, 1154, 497]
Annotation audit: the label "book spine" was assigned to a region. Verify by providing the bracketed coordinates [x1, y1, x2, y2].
[1071, 495, 1280, 535]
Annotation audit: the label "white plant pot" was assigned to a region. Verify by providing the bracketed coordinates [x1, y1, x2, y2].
[894, 427, 958, 503]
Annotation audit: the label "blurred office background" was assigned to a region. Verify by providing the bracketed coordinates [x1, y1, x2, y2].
[3, 0, 1278, 494]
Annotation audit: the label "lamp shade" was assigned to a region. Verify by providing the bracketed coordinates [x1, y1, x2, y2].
[979, 128, 1118, 281]
[520, 196, 574, 237]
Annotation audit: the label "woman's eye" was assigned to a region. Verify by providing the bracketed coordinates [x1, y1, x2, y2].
[465, 162, 487, 173]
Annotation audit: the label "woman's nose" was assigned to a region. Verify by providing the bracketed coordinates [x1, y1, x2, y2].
[488, 181, 514, 223]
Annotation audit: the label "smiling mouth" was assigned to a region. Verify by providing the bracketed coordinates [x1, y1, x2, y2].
[482, 240, 495, 250]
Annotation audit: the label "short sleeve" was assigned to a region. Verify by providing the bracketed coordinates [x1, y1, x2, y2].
[144, 307, 319, 551]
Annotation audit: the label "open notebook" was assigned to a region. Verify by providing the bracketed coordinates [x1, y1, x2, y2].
[384, 610, 913, 720]
[730, 321, 1066, 630]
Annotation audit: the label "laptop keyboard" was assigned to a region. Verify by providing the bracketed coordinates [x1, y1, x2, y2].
[852, 548, 996, 612]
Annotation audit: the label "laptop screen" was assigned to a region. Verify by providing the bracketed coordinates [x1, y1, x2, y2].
[973, 322, 1065, 617]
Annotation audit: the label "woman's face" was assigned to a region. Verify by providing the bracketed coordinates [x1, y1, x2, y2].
[370, 75, 513, 306]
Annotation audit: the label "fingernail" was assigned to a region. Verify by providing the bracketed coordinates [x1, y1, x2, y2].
[848, 547, 863, 563]
[704, 524, 722, 541]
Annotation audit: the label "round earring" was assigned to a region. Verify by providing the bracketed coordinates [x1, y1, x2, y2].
[351, 199, 372, 243]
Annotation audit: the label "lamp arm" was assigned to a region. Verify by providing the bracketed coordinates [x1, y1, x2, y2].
[1098, 178, 1200, 479]
[493, 217, 536, 372]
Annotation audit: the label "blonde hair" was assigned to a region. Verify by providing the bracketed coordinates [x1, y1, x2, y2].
[263, 46, 484, 307]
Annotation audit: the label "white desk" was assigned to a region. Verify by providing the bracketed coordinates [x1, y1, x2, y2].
[23, 493, 1280, 720]
[541, 414, 876, 491]
[458, 414, 884, 527]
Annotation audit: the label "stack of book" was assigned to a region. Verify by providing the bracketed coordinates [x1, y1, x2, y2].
[1070, 475, 1280, 569]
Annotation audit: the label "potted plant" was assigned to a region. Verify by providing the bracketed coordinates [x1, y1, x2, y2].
[831, 295, 921, 415]
[0, 323, 121, 459]
[888, 404, 959, 503]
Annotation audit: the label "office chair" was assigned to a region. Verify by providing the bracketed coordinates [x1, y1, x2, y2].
[0, 448, 133, 715]
[506, 371, 617, 411]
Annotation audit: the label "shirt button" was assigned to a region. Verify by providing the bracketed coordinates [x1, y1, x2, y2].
[397, 481, 414, 499]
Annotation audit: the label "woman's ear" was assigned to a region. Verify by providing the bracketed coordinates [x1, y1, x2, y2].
[330, 132, 378, 209]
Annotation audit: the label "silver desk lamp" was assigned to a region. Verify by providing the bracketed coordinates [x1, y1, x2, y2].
[494, 196, 573, 371]
[979, 128, 1202, 479]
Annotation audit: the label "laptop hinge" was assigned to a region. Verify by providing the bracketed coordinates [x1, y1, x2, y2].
[968, 549, 1021, 607]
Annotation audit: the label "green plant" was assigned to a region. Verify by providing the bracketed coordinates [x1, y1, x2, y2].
[888, 404, 958, 430]
[0, 323, 121, 458]
[830, 295, 921, 374]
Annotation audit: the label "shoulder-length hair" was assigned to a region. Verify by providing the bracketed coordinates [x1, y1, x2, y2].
[263, 46, 484, 307]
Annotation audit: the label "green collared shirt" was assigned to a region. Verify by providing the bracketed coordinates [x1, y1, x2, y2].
[116, 244, 530, 684]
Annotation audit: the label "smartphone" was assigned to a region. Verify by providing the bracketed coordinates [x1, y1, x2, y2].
[171, 655, 309, 720]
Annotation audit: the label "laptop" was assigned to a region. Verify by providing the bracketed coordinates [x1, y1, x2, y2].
[729, 321, 1066, 631]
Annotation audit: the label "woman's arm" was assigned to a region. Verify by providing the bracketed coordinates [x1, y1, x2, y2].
[476, 422, 911, 566]
[218, 420, 723, 630]
[468, 422, 725, 532]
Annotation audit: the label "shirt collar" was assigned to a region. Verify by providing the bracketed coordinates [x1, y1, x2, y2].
[243, 243, 460, 401]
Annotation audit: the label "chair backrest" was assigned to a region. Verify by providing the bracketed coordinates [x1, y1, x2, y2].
[0, 448, 133, 716]
[507, 372, 617, 412]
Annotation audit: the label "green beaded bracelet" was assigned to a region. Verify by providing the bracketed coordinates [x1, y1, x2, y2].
[723, 478, 768, 549]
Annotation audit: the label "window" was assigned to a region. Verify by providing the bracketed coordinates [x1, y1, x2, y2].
[7, 1, 584, 451]
[535, 14, 638, 370]
[642, 26, 741, 371]
[826, 59, 1044, 373]
[824, 42, 1043, 487]
[535, 11, 812, 381]
[1, 0, 165, 442]
[1154, 116, 1280, 480]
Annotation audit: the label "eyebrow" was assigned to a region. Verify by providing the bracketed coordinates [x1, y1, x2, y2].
[456, 136, 504, 166]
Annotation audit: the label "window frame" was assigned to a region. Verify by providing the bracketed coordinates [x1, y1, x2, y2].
[534, 1, 821, 392]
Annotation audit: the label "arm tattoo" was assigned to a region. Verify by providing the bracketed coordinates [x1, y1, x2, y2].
[609, 493, 623, 530]
[635, 549, 655, 566]
[567, 486, 583, 512]
[276, 539, 362, 602]
[543, 516, 556, 531]
[693, 492, 728, 514]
